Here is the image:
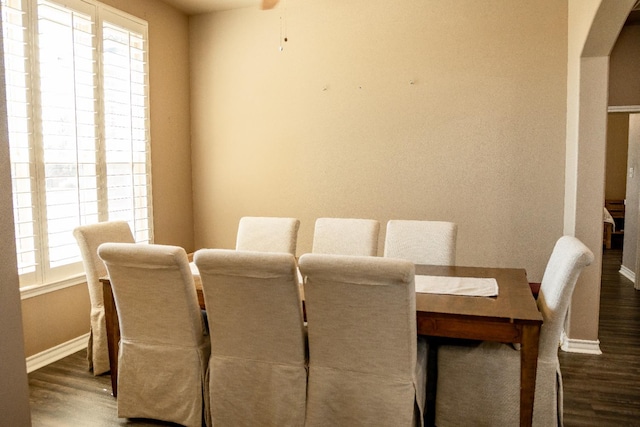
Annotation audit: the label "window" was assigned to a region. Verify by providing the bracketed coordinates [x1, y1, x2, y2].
[1, 0, 152, 291]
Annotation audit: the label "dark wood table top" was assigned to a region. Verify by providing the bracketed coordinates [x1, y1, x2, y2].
[415, 264, 541, 325]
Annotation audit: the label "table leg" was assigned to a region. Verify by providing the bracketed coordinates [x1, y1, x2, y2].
[520, 324, 541, 427]
[424, 338, 439, 427]
[102, 280, 119, 398]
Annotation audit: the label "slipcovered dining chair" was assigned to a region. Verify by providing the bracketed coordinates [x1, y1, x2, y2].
[235, 216, 300, 255]
[97, 243, 210, 427]
[384, 220, 457, 266]
[299, 253, 427, 426]
[72, 220, 134, 375]
[311, 217, 380, 256]
[195, 249, 307, 426]
[435, 236, 594, 426]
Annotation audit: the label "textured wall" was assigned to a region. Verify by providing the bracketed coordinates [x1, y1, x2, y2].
[190, 0, 568, 281]
[0, 18, 32, 425]
[605, 113, 629, 201]
[610, 25, 640, 107]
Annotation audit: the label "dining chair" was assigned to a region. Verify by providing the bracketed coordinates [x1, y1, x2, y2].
[384, 220, 457, 265]
[434, 235, 594, 427]
[97, 243, 210, 427]
[235, 216, 300, 255]
[72, 220, 135, 376]
[194, 249, 307, 426]
[299, 253, 427, 427]
[311, 217, 380, 256]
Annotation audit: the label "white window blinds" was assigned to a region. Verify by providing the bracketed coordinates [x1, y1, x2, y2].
[38, 2, 98, 272]
[3, 0, 37, 282]
[1, 0, 152, 290]
[102, 20, 151, 242]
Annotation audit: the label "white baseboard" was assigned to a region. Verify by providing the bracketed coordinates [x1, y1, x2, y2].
[26, 333, 89, 373]
[560, 331, 602, 355]
[619, 265, 636, 284]
[608, 105, 640, 113]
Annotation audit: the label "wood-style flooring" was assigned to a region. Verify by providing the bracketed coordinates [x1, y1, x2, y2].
[28, 351, 173, 427]
[27, 248, 640, 426]
[558, 248, 640, 426]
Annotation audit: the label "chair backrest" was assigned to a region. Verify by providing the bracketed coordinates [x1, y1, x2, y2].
[195, 249, 307, 426]
[384, 219, 457, 265]
[537, 236, 594, 361]
[235, 216, 300, 255]
[194, 249, 306, 364]
[299, 253, 416, 377]
[311, 217, 380, 256]
[73, 221, 135, 301]
[97, 243, 206, 347]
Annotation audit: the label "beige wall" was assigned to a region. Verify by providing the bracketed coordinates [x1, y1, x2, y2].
[605, 113, 629, 200]
[564, 0, 602, 236]
[21, 286, 92, 357]
[610, 25, 640, 107]
[190, 0, 568, 281]
[0, 20, 32, 424]
[21, 0, 193, 357]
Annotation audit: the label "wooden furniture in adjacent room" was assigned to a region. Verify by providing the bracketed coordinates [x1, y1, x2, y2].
[604, 199, 625, 249]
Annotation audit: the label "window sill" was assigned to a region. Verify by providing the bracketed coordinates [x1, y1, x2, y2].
[20, 274, 87, 300]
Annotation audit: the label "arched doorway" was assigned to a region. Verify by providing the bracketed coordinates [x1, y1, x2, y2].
[563, 0, 637, 353]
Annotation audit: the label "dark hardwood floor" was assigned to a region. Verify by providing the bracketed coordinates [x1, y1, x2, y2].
[559, 248, 640, 426]
[28, 248, 640, 426]
[28, 351, 177, 427]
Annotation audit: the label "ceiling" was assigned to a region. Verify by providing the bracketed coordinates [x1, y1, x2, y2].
[166, 0, 640, 21]
[161, 0, 263, 15]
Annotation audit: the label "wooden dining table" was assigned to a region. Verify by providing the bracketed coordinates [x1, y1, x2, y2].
[415, 264, 542, 427]
[100, 262, 542, 427]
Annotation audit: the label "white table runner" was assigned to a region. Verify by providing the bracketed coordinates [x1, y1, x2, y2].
[189, 262, 200, 277]
[415, 275, 498, 297]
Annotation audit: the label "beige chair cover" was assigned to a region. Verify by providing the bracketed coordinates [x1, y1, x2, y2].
[72, 220, 134, 375]
[299, 253, 427, 427]
[98, 243, 210, 427]
[195, 249, 307, 426]
[235, 216, 300, 255]
[312, 217, 380, 256]
[384, 220, 457, 265]
[435, 236, 594, 426]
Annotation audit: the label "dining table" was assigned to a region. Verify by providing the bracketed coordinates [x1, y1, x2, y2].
[415, 264, 542, 427]
[100, 261, 542, 427]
